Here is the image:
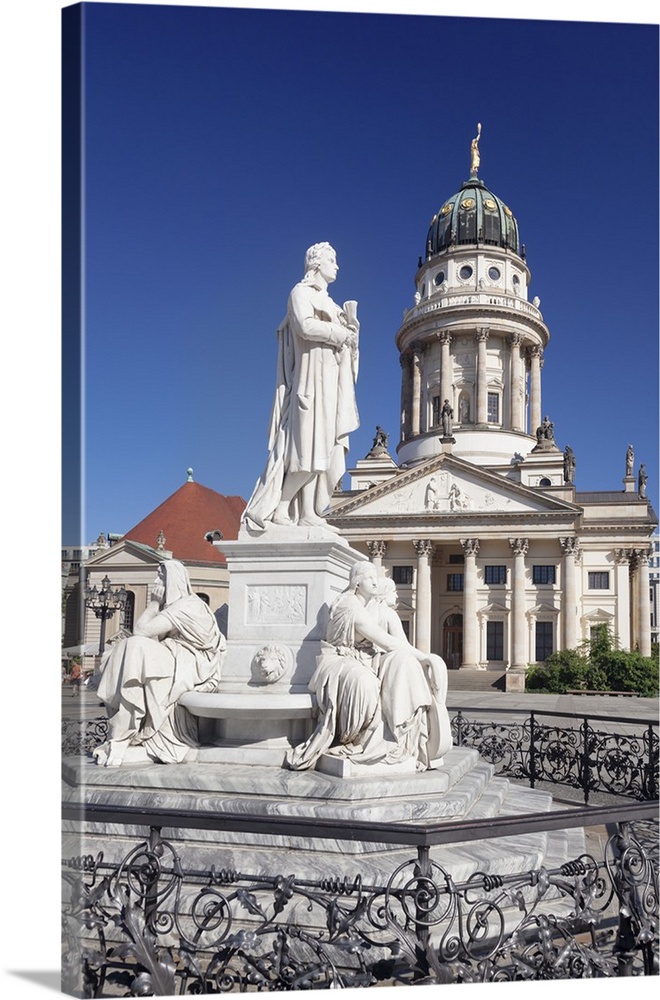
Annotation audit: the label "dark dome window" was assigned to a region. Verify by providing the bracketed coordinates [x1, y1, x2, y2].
[488, 266, 501, 281]
[459, 265, 473, 280]
[434, 271, 445, 286]
[539, 477, 552, 487]
[512, 274, 520, 285]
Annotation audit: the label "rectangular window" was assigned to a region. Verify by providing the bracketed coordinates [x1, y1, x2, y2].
[588, 572, 610, 590]
[533, 565, 556, 585]
[431, 395, 440, 427]
[487, 392, 500, 423]
[487, 621, 504, 660]
[392, 565, 413, 585]
[484, 565, 506, 585]
[535, 621, 554, 661]
[448, 554, 465, 564]
[447, 573, 464, 592]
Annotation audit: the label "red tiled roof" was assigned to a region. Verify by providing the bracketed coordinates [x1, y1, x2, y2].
[123, 481, 246, 564]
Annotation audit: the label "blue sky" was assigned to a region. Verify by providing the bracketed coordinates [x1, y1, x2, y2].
[64, 2, 659, 544]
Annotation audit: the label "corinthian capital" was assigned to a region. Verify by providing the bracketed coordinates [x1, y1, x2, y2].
[367, 540, 388, 560]
[461, 538, 480, 557]
[559, 536, 580, 558]
[509, 537, 529, 556]
[476, 328, 490, 343]
[413, 539, 434, 559]
[439, 331, 452, 346]
[528, 345, 543, 363]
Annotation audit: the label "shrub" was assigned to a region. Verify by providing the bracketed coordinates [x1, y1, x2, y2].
[525, 625, 659, 697]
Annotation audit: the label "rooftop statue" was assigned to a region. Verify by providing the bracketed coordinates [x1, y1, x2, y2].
[470, 122, 482, 176]
[366, 425, 389, 458]
[93, 560, 225, 766]
[638, 463, 648, 499]
[626, 443, 634, 478]
[563, 445, 576, 484]
[286, 562, 451, 772]
[242, 242, 359, 530]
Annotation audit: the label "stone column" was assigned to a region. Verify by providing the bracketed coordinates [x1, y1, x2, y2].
[399, 353, 412, 441]
[509, 538, 529, 669]
[614, 549, 632, 650]
[439, 332, 452, 409]
[559, 537, 580, 650]
[460, 538, 480, 668]
[528, 346, 543, 434]
[475, 328, 489, 426]
[508, 333, 523, 431]
[632, 547, 652, 656]
[366, 540, 387, 570]
[411, 342, 424, 437]
[412, 539, 434, 653]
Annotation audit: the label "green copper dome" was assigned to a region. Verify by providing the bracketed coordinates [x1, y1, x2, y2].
[425, 177, 521, 258]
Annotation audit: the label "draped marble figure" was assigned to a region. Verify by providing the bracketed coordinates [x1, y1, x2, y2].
[286, 563, 452, 771]
[243, 243, 359, 529]
[94, 560, 225, 766]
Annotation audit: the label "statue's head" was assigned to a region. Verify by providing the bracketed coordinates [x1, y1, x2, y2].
[156, 559, 193, 606]
[349, 560, 378, 598]
[303, 242, 338, 284]
[377, 576, 398, 608]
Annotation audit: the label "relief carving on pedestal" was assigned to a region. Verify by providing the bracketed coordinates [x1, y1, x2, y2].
[246, 585, 307, 625]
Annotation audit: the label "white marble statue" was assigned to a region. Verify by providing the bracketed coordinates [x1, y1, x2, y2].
[286, 563, 451, 772]
[242, 242, 359, 529]
[93, 560, 225, 766]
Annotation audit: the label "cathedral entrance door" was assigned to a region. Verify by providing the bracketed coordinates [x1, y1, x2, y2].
[443, 613, 463, 670]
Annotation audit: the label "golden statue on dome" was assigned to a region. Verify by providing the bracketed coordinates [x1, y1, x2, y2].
[470, 122, 482, 177]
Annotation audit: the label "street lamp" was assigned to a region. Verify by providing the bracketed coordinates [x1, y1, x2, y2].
[84, 574, 128, 655]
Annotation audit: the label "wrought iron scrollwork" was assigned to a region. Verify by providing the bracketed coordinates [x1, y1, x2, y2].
[62, 821, 658, 994]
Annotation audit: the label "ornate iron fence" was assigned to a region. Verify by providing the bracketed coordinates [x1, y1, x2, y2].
[62, 804, 658, 995]
[451, 709, 659, 804]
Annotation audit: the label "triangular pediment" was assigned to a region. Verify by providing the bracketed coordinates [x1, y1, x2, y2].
[330, 454, 580, 520]
[86, 538, 165, 570]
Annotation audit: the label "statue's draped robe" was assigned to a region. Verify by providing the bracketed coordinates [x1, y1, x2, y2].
[286, 594, 452, 771]
[243, 280, 359, 527]
[286, 593, 382, 770]
[371, 602, 452, 768]
[97, 595, 225, 764]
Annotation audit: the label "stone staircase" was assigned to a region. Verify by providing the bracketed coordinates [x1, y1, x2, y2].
[447, 669, 507, 692]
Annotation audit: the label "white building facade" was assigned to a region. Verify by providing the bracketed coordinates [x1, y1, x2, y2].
[328, 144, 656, 680]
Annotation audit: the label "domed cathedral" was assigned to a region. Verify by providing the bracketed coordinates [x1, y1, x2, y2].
[328, 127, 656, 687]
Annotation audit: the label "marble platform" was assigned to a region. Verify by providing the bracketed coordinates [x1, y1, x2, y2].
[63, 746, 584, 883]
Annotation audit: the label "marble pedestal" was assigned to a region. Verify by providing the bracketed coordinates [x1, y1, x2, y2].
[179, 527, 367, 761]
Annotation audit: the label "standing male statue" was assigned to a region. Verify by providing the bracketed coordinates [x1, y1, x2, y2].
[626, 444, 634, 478]
[243, 243, 359, 529]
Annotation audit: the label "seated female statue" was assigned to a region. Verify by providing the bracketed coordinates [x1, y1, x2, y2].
[286, 562, 451, 771]
[93, 559, 225, 766]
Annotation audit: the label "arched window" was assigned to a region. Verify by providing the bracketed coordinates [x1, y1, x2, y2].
[121, 591, 135, 632]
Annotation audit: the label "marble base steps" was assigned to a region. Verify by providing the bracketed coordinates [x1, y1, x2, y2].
[63, 746, 584, 881]
[63, 749, 587, 952]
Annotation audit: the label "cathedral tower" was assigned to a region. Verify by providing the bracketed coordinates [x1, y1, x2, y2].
[396, 125, 550, 473]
